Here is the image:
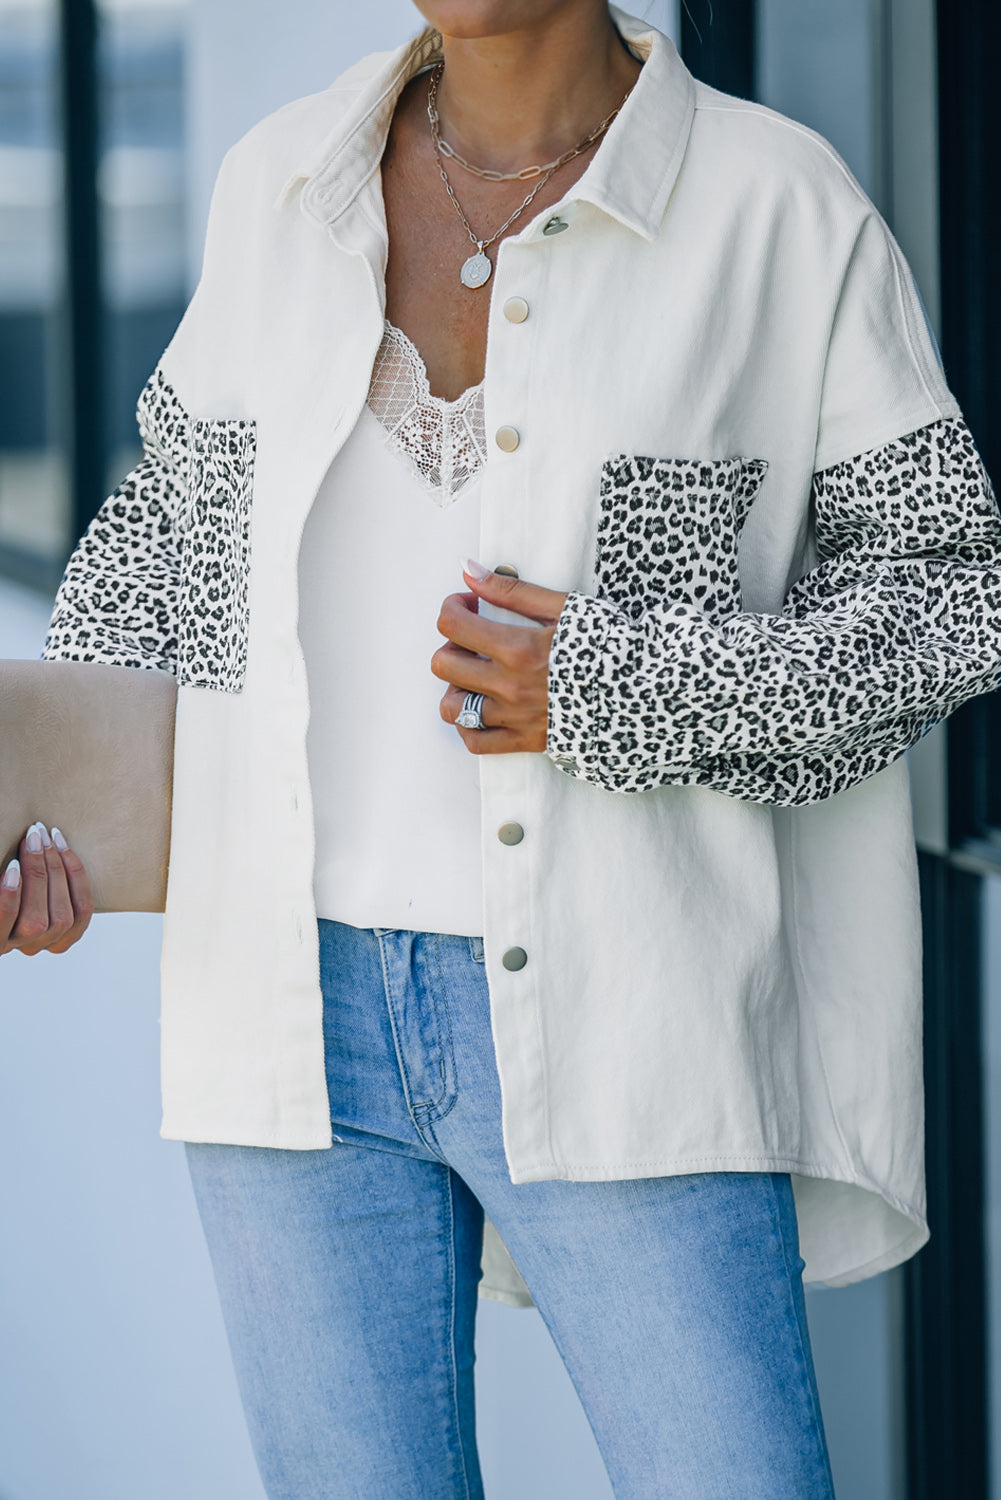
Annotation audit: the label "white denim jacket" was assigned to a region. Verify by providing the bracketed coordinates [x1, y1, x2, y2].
[44, 9, 1001, 1296]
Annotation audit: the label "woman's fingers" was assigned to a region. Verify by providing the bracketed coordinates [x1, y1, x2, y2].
[14, 824, 53, 955]
[438, 682, 498, 728]
[0, 859, 21, 955]
[434, 564, 568, 757]
[46, 829, 95, 954]
[42, 832, 76, 943]
[461, 561, 568, 624]
[438, 676, 523, 751]
[430, 640, 497, 694]
[454, 721, 526, 755]
[437, 590, 533, 658]
[437, 684, 547, 753]
[6, 824, 94, 956]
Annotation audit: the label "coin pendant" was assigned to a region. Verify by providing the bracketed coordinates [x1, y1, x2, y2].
[460, 250, 492, 289]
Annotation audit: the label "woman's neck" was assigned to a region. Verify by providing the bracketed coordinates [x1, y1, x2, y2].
[434, 6, 642, 176]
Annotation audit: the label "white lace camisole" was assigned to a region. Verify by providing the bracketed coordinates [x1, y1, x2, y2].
[297, 321, 487, 934]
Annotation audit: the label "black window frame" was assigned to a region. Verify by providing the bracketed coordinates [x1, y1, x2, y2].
[1, 0, 186, 594]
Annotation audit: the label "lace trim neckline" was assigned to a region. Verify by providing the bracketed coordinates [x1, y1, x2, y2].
[366, 319, 487, 506]
[382, 320, 484, 409]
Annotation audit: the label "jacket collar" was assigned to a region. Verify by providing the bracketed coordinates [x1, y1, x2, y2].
[279, 7, 696, 244]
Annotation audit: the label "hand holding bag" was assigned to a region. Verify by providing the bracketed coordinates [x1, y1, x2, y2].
[0, 661, 176, 913]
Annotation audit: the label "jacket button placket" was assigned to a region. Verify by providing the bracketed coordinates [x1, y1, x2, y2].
[487, 265, 531, 1026]
[480, 239, 545, 1162]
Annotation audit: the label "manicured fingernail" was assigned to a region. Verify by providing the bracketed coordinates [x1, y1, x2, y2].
[2, 860, 20, 891]
[35, 824, 52, 849]
[463, 557, 491, 581]
[25, 827, 42, 853]
[51, 827, 68, 852]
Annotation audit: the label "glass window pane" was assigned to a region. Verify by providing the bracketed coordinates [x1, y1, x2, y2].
[97, 0, 189, 500]
[0, 0, 67, 588]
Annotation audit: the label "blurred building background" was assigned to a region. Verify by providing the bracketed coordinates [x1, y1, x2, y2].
[0, 1, 997, 1496]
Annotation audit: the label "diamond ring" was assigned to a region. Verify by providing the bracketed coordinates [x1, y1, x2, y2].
[456, 692, 486, 730]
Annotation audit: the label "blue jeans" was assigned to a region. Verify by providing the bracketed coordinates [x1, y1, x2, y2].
[186, 921, 836, 1499]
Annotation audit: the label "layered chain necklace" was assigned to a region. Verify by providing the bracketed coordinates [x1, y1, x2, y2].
[426, 61, 631, 289]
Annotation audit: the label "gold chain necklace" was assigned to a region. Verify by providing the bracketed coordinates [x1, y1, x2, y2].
[429, 63, 631, 182]
[426, 62, 630, 289]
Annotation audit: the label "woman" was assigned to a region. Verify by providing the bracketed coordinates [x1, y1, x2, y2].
[20, 0, 1001, 1494]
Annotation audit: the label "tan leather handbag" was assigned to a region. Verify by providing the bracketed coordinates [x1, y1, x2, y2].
[0, 661, 177, 913]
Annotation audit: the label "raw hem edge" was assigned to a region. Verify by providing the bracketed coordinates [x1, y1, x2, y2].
[478, 1283, 535, 1309]
[161, 1117, 334, 1150]
[812, 1221, 929, 1288]
[507, 1151, 852, 1184]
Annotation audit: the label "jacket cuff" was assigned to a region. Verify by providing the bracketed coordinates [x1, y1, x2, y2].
[546, 590, 618, 783]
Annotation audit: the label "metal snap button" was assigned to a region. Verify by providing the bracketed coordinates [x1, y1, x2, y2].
[497, 822, 524, 845]
[503, 296, 529, 323]
[493, 563, 519, 578]
[495, 426, 521, 452]
[542, 217, 569, 236]
[502, 946, 528, 971]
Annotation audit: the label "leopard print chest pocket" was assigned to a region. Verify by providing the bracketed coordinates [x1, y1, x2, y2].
[176, 417, 256, 693]
[596, 454, 768, 626]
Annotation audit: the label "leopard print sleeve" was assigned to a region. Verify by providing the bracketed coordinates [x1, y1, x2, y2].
[42, 367, 186, 675]
[547, 418, 1001, 806]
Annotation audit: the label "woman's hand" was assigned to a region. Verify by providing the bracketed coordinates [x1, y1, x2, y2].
[1, 824, 95, 957]
[432, 560, 569, 754]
